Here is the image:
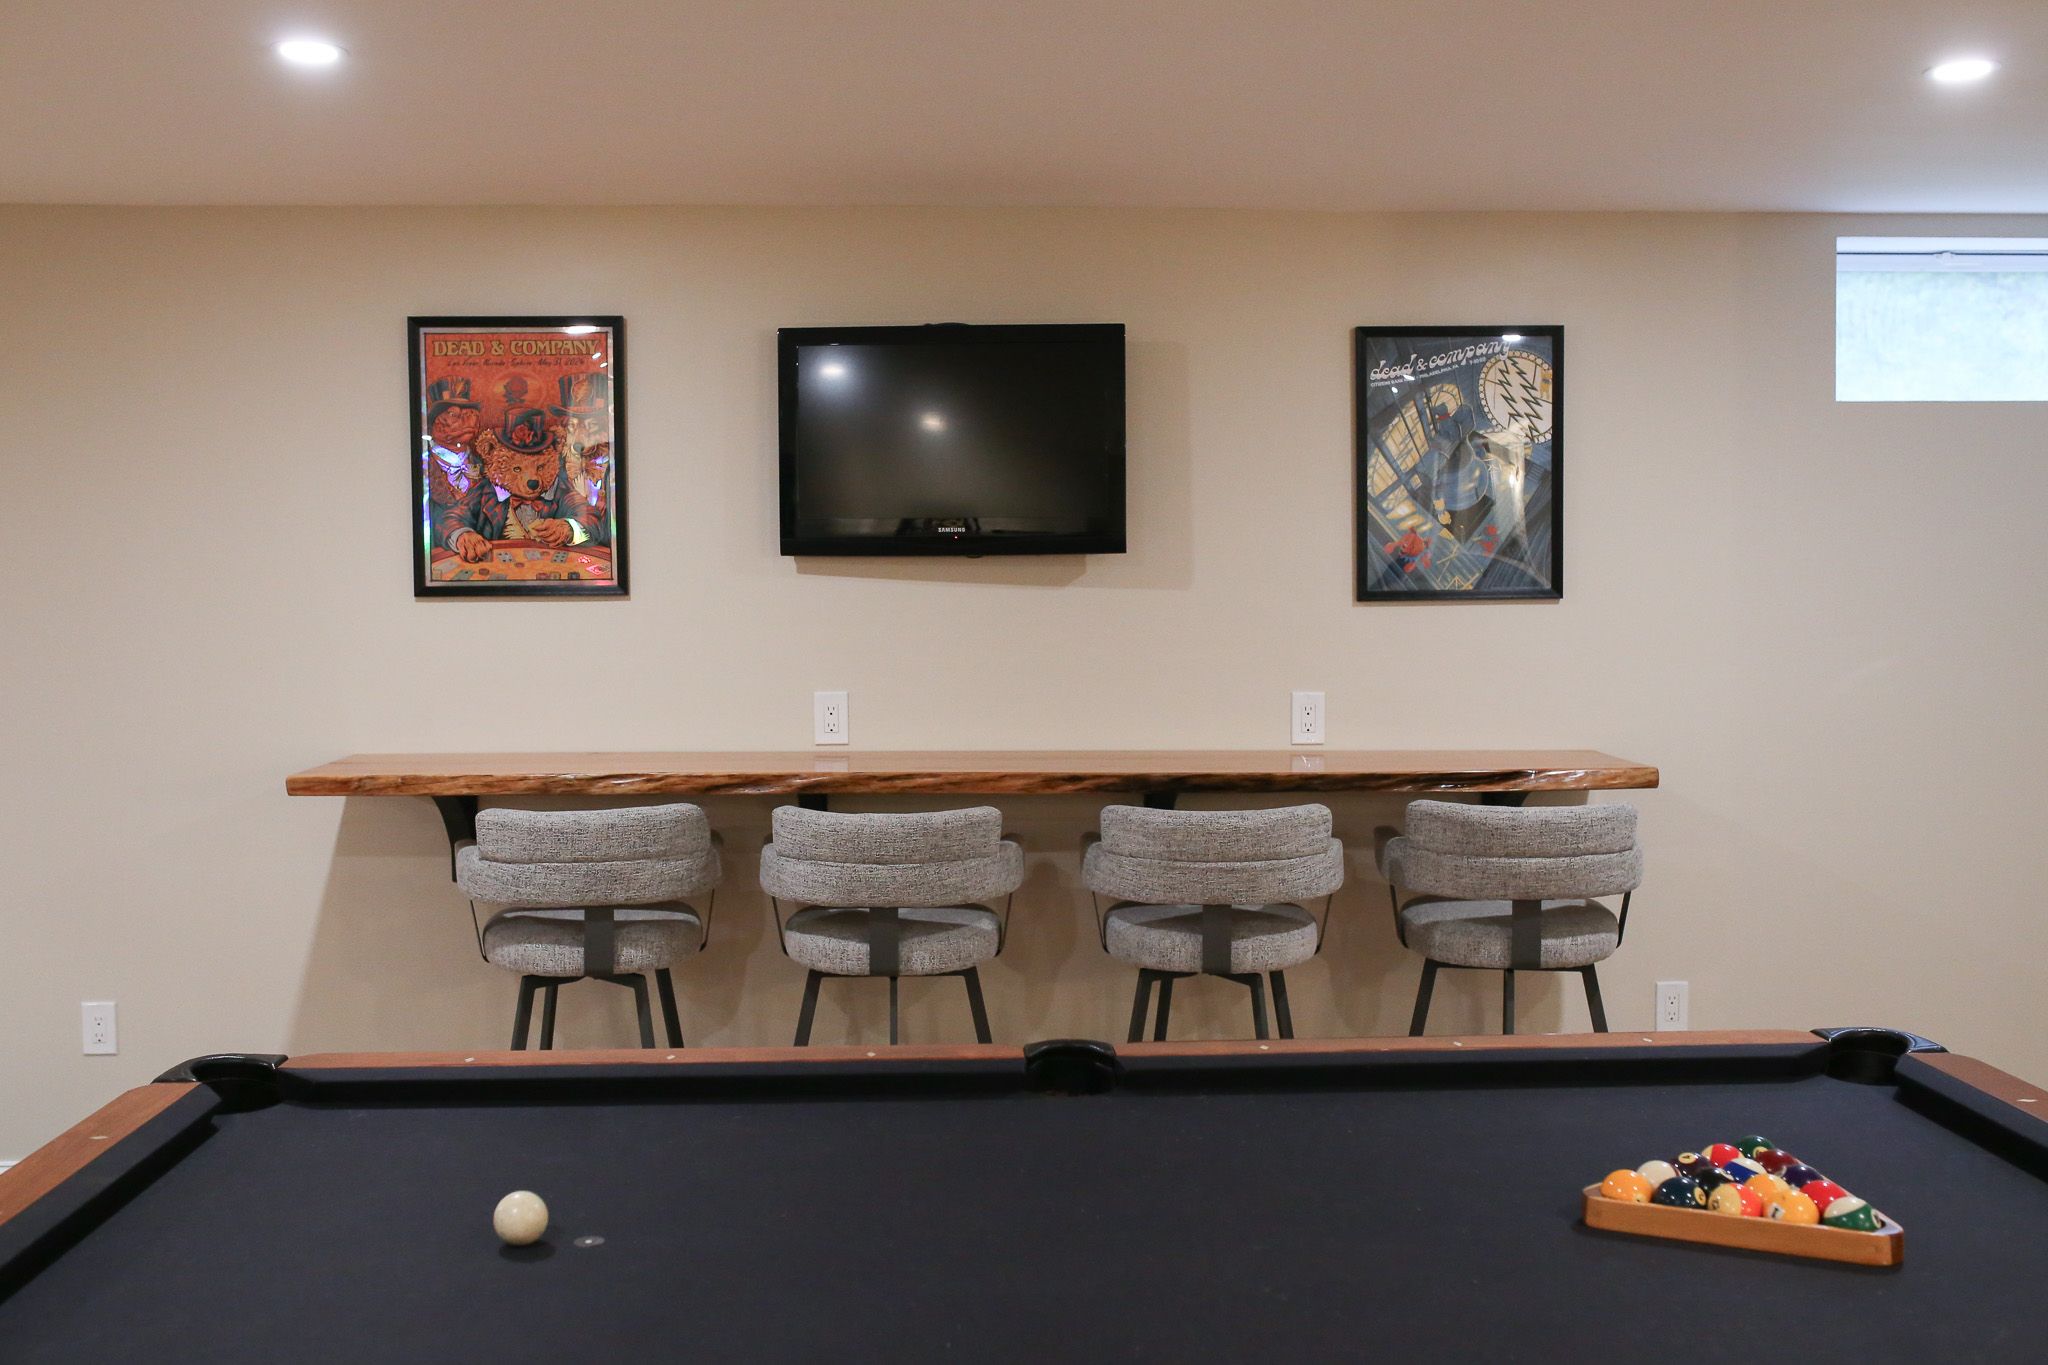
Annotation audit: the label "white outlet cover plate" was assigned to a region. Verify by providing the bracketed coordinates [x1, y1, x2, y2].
[1291, 691, 1325, 745]
[82, 1000, 117, 1055]
[813, 691, 849, 746]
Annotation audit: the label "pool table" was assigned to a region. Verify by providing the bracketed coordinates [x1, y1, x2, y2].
[4, 1028, 2046, 1361]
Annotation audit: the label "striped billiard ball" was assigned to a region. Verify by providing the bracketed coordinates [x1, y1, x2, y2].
[1822, 1196, 1883, 1232]
[1800, 1179, 1849, 1212]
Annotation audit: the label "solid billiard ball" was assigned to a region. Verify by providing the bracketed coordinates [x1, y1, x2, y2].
[1756, 1149, 1797, 1175]
[1652, 1175, 1708, 1209]
[1745, 1173, 1790, 1202]
[1800, 1179, 1849, 1212]
[1736, 1135, 1776, 1159]
[1601, 1169, 1655, 1203]
[1637, 1159, 1679, 1188]
[1781, 1163, 1823, 1188]
[493, 1190, 550, 1247]
[1694, 1167, 1738, 1192]
[1706, 1184, 1752, 1217]
[1821, 1196, 1883, 1232]
[1674, 1152, 1717, 1179]
[1766, 1190, 1819, 1225]
[1705, 1142, 1741, 1167]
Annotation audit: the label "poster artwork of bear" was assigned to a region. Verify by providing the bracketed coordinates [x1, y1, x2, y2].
[410, 317, 626, 597]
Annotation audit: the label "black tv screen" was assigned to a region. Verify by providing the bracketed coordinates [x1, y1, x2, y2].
[778, 323, 1125, 555]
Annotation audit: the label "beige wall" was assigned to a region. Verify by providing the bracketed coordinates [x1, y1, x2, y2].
[3, 204, 2044, 1159]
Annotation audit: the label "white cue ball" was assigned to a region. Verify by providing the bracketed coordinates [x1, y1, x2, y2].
[493, 1190, 549, 1247]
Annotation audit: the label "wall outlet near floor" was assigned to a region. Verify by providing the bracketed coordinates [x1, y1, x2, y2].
[813, 691, 849, 745]
[82, 1001, 117, 1055]
[1655, 981, 1689, 1031]
[1290, 691, 1325, 745]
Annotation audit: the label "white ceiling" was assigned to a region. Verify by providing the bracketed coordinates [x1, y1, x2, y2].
[3, 0, 2043, 211]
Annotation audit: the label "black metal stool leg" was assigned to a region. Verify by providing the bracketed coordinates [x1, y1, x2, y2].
[961, 968, 992, 1044]
[1127, 970, 1156, 1043]
[539, 982, 559, 1051]
[1502, 969, 1516, 1036]
[794, 969, 823, 1046]
[1247, 973, 1269, 1040]
[628, 975, 655, 1047]
[1408, 961, 1438, 1036]
[888, 976, 901, 1045]
[1581, 964, 1609, 1033]
[511, 976, 539, 1050]
[1270, 971, 1293, 1040]
[1153, 976, 1174, 1041]
[655, 968, 683, 1047]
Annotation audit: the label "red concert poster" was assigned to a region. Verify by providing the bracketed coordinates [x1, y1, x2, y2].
[409, 317, 626, 597]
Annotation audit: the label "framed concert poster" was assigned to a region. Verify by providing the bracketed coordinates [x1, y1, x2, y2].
[1354, 326, 1562, 602]
[410, 316, 627, 597]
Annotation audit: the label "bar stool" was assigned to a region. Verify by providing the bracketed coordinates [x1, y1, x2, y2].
[455, 804, 722, 1049]
[1377, 800, 1642, 1035]
[760, 806, 1021, 1045]
[1082, 804, 1343, 1041]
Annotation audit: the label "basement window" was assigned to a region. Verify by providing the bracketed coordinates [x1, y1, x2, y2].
[1837, 237, 2048, 401]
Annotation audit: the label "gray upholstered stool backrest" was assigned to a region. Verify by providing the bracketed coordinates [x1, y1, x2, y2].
[457, 803, 721, 908]
[1383, 801, 1642, 901]
[1084, 804, 1344, 906]
[759, 806, 1022, 908]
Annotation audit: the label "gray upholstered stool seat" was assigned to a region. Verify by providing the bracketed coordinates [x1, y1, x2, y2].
[1083, 803, 1343, 1042]
[760, 805, 1021, 1045]
[1378, 800, 1643, 1036]
[1104, 903, 1320, 975]
[1397, 899, 1618, 971]
[783, 905, 999, 977]
[482, 905, 705, 977]
[456, 803, 722, 1050]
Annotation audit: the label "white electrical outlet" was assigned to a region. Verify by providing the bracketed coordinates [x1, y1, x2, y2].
[1290, 691, 1325, 745]
[1655, 981, 1689, 1032]
[82, 1001, 117, 1055]
[813, 691, 849, 745]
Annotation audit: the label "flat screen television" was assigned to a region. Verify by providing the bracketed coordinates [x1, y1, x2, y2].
[778, 322, 1126, 555]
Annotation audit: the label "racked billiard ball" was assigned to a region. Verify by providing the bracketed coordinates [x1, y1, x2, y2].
[1674, 1152, 1717, 1179]
[1745, 1173, 1790, 1202]
[1652, 1175, 1708, 1209]
[1766, 1189, 1819, 1225]
[1706, 1184, 1754, 1217]
[1736, 1135, 1776, 1159]
[1800, 1178, 1849, 1212]
[1705, 1142, 1741, 1167]
[1694, 1167, 1738, 1192]
[1821, 1196, 1883, 1232]
[1781, 1163, 1823, 1188]
[1601, 1169, 1654, 1203]
[1722, 1157, 1765, 1181]
[1637, 1159, 1679, 1188]
[1756, 1149, 1797, 1175]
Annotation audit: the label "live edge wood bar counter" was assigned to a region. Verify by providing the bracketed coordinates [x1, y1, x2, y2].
[286, 748, 1657, 873]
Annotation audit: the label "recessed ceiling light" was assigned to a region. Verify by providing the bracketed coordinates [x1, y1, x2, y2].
[1927, 56, 1998, 85]
[275, 38, 345, 67]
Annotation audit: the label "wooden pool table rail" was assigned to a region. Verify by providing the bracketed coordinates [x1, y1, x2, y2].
[0, 1083, 197, 1230]
[17, 1032, 2038, 1239]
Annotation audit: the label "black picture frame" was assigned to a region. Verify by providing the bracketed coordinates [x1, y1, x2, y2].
[409, 315, 627, 598]
[1353, 325, 1563, 602]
